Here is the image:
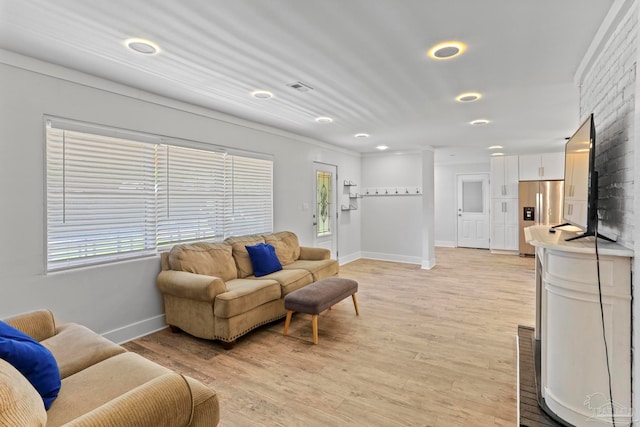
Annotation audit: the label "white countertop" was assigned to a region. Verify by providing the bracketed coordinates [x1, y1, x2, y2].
[524, 225, 634, 257]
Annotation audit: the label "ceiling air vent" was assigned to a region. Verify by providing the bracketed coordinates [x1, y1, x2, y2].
[287, 81, 314, 92]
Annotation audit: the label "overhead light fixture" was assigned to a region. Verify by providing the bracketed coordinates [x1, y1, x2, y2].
[490, 152, 504, 156]
[251, 90, 274, 99]
[354, 133, 370, 138]
[125, 38, 159, 55]
[470, 119, 490, 125]
[376, 145, 389, 151]
[315, 116, 334, 123]
[456, 92, 482, 102]
[488, 145, 503, 150]
[428, 41, 467, 60]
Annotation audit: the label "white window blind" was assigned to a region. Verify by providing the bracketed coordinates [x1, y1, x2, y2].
[46, 127, 157, 271]
[226, 155, 273, 236]
[45, 118, 273, 272]
[156, 145, 226, 249]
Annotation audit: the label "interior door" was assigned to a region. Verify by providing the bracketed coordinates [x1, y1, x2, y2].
[457, 173, 490, 249]
[312, 162, 338, 259]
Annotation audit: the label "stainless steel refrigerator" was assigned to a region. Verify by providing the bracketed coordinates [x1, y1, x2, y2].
[518, 180, 564, 255]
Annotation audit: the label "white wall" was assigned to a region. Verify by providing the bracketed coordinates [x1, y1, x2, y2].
[579, 1, 636, 247]
[575, 0, 637, 417]
[360, 152, 423, 263]
[0, 52, 361, 342]
[434, 162, 490, 247]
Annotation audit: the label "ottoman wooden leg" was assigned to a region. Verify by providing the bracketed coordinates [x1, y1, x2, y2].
[312, 314, 319, 345]
[352, 293, 360, 316]
[283, 310, 293, 336]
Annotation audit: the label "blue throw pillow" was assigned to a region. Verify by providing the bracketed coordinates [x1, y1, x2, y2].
[245, 243, 283, 277]
[0, 321, 61, 409]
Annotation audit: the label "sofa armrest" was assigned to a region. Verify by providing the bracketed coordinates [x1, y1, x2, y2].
[157, 270, 227, 303]
[63, 373, 194, 427]
[299, 246, 330, 261]
[4, 309, 56, 342]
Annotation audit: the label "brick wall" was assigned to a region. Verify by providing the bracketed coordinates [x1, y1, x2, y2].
[579, 3, 637, 248]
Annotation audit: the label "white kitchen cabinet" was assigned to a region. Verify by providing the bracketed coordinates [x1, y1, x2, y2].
[490, 198, 519, 251]
[519, 152, 565, 181]
[490, 156, 519, 198]
[525, 226, 632, 427]
[490, 156, 519, 252]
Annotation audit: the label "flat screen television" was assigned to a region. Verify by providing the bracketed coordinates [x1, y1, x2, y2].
[560, 113, 612, 242]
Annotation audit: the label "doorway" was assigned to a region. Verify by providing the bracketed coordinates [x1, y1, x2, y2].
[312, 162, 338, 258]
[456, 173, 490, 249]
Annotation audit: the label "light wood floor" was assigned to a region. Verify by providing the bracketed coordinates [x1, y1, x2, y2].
[124, 247, 536, 426]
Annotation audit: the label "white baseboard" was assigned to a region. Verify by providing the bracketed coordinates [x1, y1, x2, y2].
[339, 251, 361, 266]
[360, 251, 421, 265]
[102, 314, 167, 345]
[435, 240, 456, 248]
[421, 258, 436, 269]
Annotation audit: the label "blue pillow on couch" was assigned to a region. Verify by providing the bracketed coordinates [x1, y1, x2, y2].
[245, 243, 283, 277]
[0, 321, 61, 409]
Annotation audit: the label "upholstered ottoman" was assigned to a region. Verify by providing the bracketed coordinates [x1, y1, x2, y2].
[283, 277, 359, 344]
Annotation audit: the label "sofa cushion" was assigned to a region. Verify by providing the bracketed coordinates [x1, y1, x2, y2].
[284, 259, 339, 281]
[168, 242, 237, 282]
[224, 235, 265, 278]
[246, 243, 283, 277]
[214, 278, 281, 318]
[46, 352, 173, 426]
[0, 321, 61, 410]
[256, 268, 313, 296]
[41, 323, 126, 379]
[263, 231, 301, 265]
[0, 358, 47, 426]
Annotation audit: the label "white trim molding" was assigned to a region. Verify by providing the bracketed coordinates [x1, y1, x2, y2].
[574, 0, 636, 86]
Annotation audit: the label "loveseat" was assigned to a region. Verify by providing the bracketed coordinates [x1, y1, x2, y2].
[0, 309, 219, 426]
[157, 231, 339, 346]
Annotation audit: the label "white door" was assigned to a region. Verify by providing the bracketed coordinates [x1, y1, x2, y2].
[312, 162, 338, 259]
[457, 173, 490, 249]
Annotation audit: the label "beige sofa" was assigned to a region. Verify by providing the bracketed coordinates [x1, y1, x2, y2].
[0, 309, 219, 426]
[157, 231, 339, 346]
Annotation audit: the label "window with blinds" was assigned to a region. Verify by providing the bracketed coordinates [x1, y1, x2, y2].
[45, 118, 273, 272]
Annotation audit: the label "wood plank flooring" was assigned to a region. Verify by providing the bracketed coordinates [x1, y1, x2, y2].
[124, 247, 536, 426]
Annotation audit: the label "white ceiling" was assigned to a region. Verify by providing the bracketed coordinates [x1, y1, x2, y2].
[0, 0, 614, 163]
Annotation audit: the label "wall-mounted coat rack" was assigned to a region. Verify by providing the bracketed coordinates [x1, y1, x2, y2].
[363, 187, 422, 196]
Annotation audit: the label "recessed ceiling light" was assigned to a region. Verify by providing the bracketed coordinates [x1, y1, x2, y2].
[470, 119, 490, 125]
[488, 145, 504, 150]
[428, 41, 467, 60]
[491, 152, 505, 156]
[125, 38, 159, 55]
[251, 90, 274, 99]
[456, 92, 482, 102]
[376, 145, 389, 151]
[315, 116, 334, 123]
[354, 133, 370, 138]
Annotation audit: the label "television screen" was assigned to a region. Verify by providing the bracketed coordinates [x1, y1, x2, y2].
[562, 114, 594, 232]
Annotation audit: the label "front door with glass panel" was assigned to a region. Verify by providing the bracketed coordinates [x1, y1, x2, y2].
[312, 163, 337, 259]
[457, 173, 490, 249]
